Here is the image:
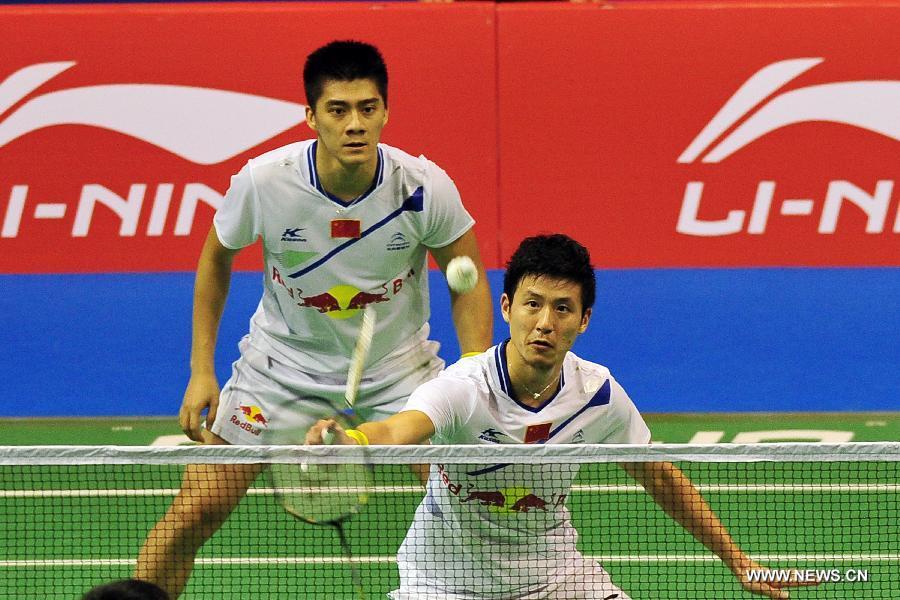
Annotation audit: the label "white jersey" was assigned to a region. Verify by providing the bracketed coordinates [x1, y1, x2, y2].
[395, 341, 650, 598]
[214, 140, 474, 375]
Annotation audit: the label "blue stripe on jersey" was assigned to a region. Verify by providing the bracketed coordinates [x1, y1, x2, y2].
[307, 142, 318, 189]
[376, 146, 384, 186]
[466, 463, 510, 477]
[494, 342, 511, 396]
[287, 187, 424, 279]
[547, 379, 611, 440]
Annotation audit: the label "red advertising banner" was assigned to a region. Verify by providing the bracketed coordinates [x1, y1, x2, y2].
[498, 3, 900, 267]
[3, 2, 898, 273]
[0, 3, 498, 273]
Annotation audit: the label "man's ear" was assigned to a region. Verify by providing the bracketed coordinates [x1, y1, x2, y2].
[578, 307, 592, 333]
[305, 105, 317, 132]
[500, 293, 511, 323]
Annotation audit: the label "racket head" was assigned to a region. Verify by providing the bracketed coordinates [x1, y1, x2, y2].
[269, 448, 374, 525]
[270, 307, 376, 527]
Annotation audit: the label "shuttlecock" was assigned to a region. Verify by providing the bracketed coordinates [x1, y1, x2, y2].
[446, 256, 478, 294]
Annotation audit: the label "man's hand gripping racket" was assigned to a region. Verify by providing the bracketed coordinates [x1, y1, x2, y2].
[270, 306, 377, 599]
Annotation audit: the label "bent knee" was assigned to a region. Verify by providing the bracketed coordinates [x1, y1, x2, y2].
[165, 489, 243, 534]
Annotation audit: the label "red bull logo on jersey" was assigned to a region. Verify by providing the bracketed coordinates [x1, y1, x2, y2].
[510, 493, 549, 513]
[231, 404, 269, 436]
[437, 464, 566, 514]
[298, 284, 388, 319]
[271, 266, 415, 319]
[461, 490, 505, 507]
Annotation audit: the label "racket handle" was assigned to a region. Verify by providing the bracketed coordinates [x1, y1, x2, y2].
[321, 427, 336, 445]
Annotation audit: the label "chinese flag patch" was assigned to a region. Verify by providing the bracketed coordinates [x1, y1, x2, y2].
[331, 219, 361, 239]
[524, 422, 552, 444]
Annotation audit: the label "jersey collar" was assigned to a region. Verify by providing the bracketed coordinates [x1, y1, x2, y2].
[492, 339, 566, 414]
[306, 140, 385, 207]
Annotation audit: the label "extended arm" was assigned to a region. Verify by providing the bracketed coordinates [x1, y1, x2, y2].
[305, 410, 436, 446]
[179, 225, 239, 441]
[429, 229, 493, 355]
[622, 461, 808, 599]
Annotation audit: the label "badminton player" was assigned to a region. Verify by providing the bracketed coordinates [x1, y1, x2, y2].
[134, 40, 492, 598]
[308, 234, 807, 599]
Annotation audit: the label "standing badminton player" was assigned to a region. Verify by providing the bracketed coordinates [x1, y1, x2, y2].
[134, 40, 492, 598]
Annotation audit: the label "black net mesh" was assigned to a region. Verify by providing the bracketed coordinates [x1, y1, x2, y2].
[0, 444, 897, 599]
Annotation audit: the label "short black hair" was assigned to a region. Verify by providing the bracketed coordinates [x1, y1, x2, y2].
[303, 40, 388, 109]
[503, 234, 596, 314]
[82, 579, 170, 600]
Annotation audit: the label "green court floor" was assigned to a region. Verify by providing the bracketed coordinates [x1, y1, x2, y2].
[1, 413, 898, 599]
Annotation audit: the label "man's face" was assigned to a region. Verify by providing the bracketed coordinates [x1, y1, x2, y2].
[306, 78, 388, 169]
[501, 275, 591, 371]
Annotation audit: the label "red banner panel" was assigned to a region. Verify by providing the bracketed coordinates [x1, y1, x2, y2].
[4, 2, 898, 272]
[498, 3, 900, 267]
[0, 3, 498, 273]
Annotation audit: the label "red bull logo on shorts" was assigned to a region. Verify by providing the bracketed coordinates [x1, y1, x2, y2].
[231, 404, 269, 436]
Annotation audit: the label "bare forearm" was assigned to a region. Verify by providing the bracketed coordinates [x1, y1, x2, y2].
[190, 230, 236, 374]
[428, 229, 493, 355]
[450, 274, 493, 354]
[190, 273, 229, 373]
[625, 462, 746, 567]
[350, 411, 435, 446]
[357, 421, 425, 446]
[356, 421, 398, 445]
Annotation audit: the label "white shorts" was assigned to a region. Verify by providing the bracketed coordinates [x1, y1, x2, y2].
[210, 335, 443, 444]
[390, 504, 630, 600]
[388, 560, 629, 600]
